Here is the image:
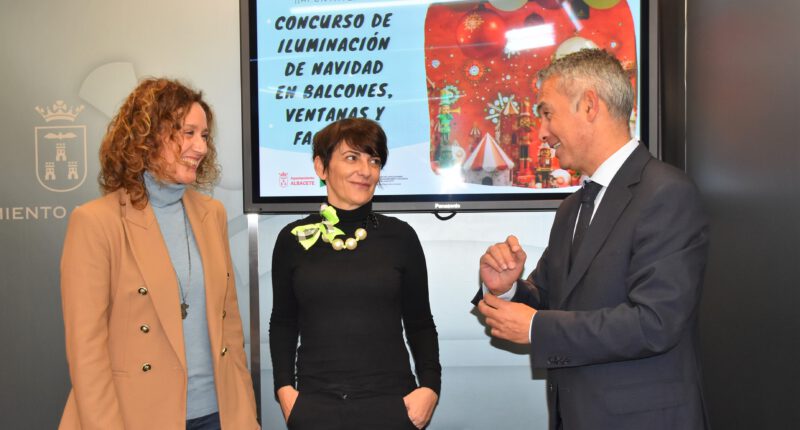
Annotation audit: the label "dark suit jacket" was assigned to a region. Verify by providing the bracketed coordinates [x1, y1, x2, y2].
[476, 145, 710, 430]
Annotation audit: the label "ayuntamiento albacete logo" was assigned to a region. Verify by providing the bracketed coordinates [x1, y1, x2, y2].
[34, 100, 87, 192]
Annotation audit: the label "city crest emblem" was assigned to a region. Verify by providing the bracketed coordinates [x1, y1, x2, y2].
[34, 100, 88, 192]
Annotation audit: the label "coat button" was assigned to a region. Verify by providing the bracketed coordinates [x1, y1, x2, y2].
[222, 310, 227, 319]
[138, 287, 148, 295]
[139, 324, 150, 333]
[221, 347, 227, 356]
[142, 363, 152, 372]
[548, 383, 554, 392]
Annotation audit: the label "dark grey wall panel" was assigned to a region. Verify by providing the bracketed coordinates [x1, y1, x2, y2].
[686, 1, 800, 428]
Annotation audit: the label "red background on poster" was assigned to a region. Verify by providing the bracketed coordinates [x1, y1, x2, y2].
[424, 0, 636, 188]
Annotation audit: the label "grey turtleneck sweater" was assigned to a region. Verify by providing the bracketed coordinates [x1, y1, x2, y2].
[144, 172, 218, 419]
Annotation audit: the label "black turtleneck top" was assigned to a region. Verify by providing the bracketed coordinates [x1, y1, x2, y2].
[269, 202, 441, 397]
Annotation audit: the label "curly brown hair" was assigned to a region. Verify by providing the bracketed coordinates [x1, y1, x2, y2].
[98, 78, 220, 209]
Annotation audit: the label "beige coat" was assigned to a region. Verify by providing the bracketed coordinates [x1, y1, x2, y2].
[59, 188, 259, 429]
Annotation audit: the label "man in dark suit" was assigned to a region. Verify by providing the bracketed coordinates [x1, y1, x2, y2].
[475, 49, 709, 429]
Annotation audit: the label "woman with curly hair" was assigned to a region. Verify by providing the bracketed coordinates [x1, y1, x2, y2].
[58, 78, 259, 430]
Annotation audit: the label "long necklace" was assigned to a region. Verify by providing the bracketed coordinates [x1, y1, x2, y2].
[178, 203, 192, 319]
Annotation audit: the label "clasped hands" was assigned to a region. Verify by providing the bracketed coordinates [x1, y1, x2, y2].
[478, 235, 537, 345]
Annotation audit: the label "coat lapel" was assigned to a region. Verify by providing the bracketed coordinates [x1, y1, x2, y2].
[561, 195, 581, 248]
[118, 190, 187, 369]
[552, 194, 580, 305]
[562, 145, 650, 302]
[182, 190, 223, 353]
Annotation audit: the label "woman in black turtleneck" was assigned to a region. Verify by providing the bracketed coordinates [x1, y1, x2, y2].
[270, 118, 441, 430]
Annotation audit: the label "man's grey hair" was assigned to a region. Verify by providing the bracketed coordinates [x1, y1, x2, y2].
[538, 49, 634, 125]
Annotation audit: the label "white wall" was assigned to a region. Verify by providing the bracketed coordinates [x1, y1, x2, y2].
[0, 1, 552, 428]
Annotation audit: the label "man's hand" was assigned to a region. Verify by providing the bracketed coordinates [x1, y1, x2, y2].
[477, 293, 537, 344]
[480, 235, 527, 295]
[403, 387, 438, 429]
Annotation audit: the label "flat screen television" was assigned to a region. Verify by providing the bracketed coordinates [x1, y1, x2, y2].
[241, 0, 656, 213]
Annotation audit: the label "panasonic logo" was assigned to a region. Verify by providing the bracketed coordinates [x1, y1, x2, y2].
[434, 203, 461, 210]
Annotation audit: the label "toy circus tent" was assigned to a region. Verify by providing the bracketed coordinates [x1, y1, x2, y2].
[463, 133, 515, 186]
[502, 101, 520, 116]
[464, 133, 515, 172]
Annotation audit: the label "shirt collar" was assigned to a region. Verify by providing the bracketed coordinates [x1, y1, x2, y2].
[588, 139, 638, 187]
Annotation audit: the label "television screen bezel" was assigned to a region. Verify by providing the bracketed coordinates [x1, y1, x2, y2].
[240, 0, 657, 214]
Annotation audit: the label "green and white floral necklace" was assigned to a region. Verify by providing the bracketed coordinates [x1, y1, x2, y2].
[291, 203, 370, 251]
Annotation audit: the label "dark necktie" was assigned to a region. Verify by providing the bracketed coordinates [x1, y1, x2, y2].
[570, 180, 603, 269]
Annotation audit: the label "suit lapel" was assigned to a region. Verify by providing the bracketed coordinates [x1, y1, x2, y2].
[548, 194, 581, 307]
[562, 145, 651, 301]
[119, 190, 187, 369]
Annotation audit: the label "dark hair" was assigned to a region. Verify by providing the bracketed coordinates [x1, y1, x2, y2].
[98, 78, 219, 209]
[312, 118, 388, 170]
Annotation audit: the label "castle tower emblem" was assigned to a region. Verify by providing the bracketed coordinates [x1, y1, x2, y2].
[34, 100, 87, 192]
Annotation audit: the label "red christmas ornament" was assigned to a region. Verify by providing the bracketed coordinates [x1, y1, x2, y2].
[456, 6, 507, 59]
